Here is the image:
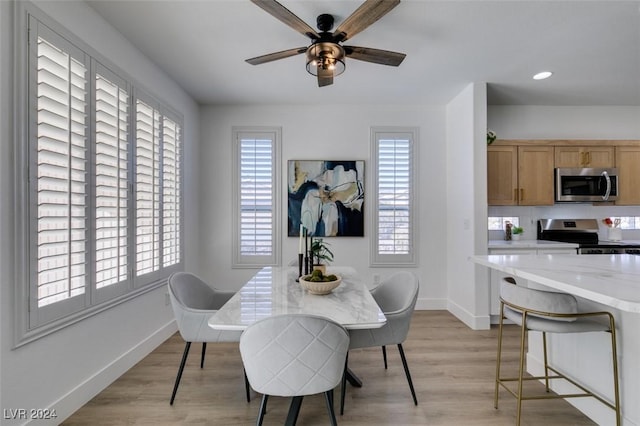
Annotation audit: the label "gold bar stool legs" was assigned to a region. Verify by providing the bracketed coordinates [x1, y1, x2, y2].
[542, 332, 550, 392]
[494, 277, 622, 426]
[609, 314, 621, 426]
[515, 311, 527, 426]
[494, 303, 505, 409]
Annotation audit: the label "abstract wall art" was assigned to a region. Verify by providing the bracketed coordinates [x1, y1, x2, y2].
[288, 160, 364, 237]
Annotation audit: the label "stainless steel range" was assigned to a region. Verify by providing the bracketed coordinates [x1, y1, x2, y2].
[537, 218, 640, 254]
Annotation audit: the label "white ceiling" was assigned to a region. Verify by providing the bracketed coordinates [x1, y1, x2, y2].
[86, 0, 640, 106]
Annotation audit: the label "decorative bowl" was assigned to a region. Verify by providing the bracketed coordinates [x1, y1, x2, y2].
[299, 275, 342, 295]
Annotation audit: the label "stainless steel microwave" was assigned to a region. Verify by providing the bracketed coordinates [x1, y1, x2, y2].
[555, 168, 618, 202]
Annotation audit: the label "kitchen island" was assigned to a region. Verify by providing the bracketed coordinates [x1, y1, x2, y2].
[486, 240, 579, 323]
[472, 254, 640, 425]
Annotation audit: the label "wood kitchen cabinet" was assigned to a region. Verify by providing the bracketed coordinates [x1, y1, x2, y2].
[615, 146, 640, 205]
[487, 146, 518, 205]
[488, 145, 554, 205]
[555, 146, 615, 168]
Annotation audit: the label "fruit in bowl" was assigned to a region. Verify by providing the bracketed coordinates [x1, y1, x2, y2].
[299, 270, 342, 295]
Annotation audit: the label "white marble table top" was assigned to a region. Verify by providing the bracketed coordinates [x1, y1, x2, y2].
[208, 266, 387, 331]
[472, 254, 640, 313]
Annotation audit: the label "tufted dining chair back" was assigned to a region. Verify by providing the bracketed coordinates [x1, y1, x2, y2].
[240, 314, 349, 425]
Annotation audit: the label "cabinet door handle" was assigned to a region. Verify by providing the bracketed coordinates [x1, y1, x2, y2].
[580, 152, 586, 166]
[514, 188, 518, 202]
[520, 188, 524, 201]
[587, 152, 591, 165]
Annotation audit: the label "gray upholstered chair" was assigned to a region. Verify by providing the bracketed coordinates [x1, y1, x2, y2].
[341, 271, 419, 414]
[496, 277, 621, 426]
[168, 272, 248, 405]
[240, 314, 349, 426]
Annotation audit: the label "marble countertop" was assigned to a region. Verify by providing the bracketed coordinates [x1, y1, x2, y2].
[597, 239, 640, 245]
[488, 240, 579, 249]
[472, 254, 640, 312]
[208, 266, 386, 331]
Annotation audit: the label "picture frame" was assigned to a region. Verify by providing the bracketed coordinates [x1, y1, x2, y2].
[287, 160, 364, 237]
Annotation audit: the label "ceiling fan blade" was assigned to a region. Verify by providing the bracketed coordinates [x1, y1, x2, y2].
[344, 46, 406, 66]
[250, 0, 320, 40]
[246, 47, 308, 65]
[333, 0, 401, 42]
[317, 68, 334, 87]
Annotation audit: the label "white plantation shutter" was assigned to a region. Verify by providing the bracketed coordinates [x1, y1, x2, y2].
[94, 70, 129, 290]
[378, 138, 410, 253]
[32, 27, 89, 315]
[21, 11, 184, 337]
[162, 117, 181, 268]
[241, 138, 273, 255]
[371, 129, 417, 266]
[135, 99, 161, 276]
[233, 128, 280, 267]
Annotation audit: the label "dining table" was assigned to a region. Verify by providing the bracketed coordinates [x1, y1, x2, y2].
[208, 265, 386, 387]
[208, 266, 386, 330]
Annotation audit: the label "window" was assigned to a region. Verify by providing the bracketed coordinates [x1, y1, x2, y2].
[488, 217, 520, 231]
[29, 19, 90, 323]
[19, 11, 183, 341]
[134, 95, 183, 282]
[93, 64, 130, 304]
[161, 116, 182, 268]
[232, 128, 280, 267]
[370, 128, 418, 266]
[608, 216, 640, 230]
[134, 98, 161, 276]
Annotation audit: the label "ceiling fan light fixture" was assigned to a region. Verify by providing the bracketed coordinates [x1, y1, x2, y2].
[306, 42, 345, 77]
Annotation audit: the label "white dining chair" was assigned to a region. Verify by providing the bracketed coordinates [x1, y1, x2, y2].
[340, 271, 419, 414]
[168, 272, 249, 405]
[240, 314, 350, 426]
[496, 277, 621, 426]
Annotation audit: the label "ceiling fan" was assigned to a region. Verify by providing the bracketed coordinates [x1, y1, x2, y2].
[246, 0, 406, 87]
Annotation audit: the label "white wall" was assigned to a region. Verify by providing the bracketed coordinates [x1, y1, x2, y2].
[445, 83, 490, 330]
[488, 105, 640, 241]
[488, 105, 640, 140]
[0, 0, 10, 414]
[0, 2, 199, 424]
[197, 104, 449, 310]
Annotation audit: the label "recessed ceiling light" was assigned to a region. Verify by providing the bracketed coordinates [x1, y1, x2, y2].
[533, 71, 553, 80]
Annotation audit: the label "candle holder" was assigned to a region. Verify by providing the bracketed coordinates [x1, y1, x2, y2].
[296, 253, 304, 281]
[304, 253, 309, 275]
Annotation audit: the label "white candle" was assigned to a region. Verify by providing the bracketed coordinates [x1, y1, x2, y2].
[299, 225, 304, 254]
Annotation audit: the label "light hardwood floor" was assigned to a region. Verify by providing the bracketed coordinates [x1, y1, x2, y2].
[63, 311, 595, 425]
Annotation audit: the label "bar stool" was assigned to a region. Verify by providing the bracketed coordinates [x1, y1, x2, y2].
[495, 277, 621, 426]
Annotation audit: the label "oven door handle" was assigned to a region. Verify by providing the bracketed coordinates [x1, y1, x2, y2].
[601, 170, 611, 201]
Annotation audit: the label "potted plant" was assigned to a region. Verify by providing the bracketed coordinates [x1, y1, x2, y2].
[487, 129, 497, 145]
[309, 238, 333, 274]
[512, 226, 524, 240]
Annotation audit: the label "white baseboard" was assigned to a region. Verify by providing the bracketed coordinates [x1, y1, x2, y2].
[446, 300, 490, 330]
[415, 297, 492, 330]
[40, 320, 177, 426]
[415, 297, 448, 310]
